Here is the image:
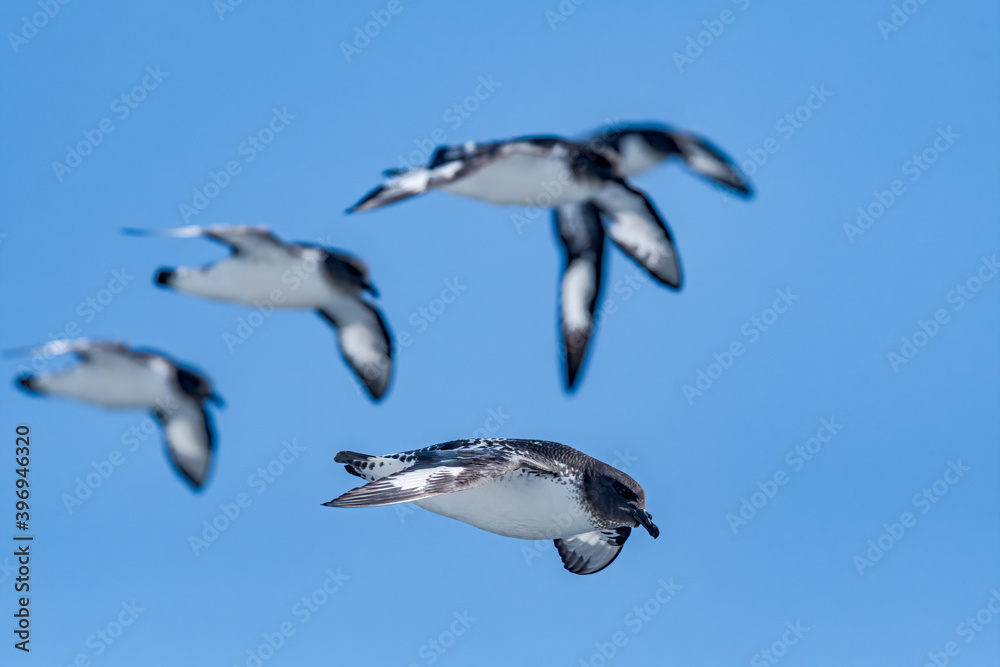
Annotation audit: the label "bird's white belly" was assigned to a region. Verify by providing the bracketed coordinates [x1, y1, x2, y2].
[39, 363, 169, 408]
[181, 259, 336, 308]
[617, 137, 663, 177]
[414, 471, 595, 540]
[443, 155, 594, 206]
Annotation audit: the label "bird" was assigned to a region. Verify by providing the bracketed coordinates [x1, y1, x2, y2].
[11, 339, 222, 490]
[555, 123, 753, 388]
[324, 438, 659, 574]
[347, 135, 683, 289]
[125, 224, 393, 401]
[346, 124, 752, 390]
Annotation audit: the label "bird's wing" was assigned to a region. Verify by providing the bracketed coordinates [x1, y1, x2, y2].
[590, 181, 682, 289]
[3, 338, 129, 362]
[123, 225, 289, 258]
[317, 298, 393, 400]
[554, 203, 605, 389]
[154, 397, 215, 490]
[672, 132, 753, 197]
[324, 443, 525, 507]
[554, 527, 632, 575]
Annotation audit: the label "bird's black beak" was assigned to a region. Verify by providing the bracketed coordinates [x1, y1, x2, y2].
[208, 392, 225, 408]
[633, 508, 659, 538]
[15, 374, 40, 395]
[154, 268, 175, 287]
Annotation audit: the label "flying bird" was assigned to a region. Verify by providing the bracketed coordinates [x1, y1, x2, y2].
[325, 438, 659, 574]
[347, 136, 683, 288]
[347, 124, 752, 390]
[126, 224, 393, 401]
[12, 339, 222, 489]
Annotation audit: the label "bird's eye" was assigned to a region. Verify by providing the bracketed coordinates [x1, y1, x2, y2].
[614, 483, 636, 501]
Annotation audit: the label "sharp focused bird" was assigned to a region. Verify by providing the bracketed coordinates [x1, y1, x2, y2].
[11, 339, 222, 490]
[325, 438, 659, 575]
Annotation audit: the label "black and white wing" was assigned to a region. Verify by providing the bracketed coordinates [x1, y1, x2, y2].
[154, 397, 215, 490]
[672, 132, 753, 197]
[3, 338, 132, 362]
[124, 225, 290, 259]
[317, 298, 393, 400]
[554, 203, 605, 390]
[325, 443, 526, 507]
[555, 527, 632, 575]
[591, 182, 682, 289]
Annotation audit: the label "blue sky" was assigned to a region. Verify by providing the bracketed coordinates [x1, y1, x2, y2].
[1, 1, 997, 665]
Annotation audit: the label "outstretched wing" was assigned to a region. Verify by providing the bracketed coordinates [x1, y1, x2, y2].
[325, 445, 523, 507]
[554, 527, 631, 575]
[591, 181, 682, 289]
[154, 397, 215, 490]
[317, 298, 393, 400]
[672, 132, 753, 197]
[554, 203, 605, 389]
[3, 338, 130, 362]
[124, 225, 289, 258]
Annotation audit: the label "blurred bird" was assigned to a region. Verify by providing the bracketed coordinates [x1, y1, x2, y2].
[347, 124, 752, 390]
[11, 339, 222, 490]
[325, 438, 659, 575]
[126, 225, 393, 401]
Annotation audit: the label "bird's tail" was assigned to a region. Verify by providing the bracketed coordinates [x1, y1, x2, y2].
[346, 167, 432, 213]
[333, 450, 401, 480]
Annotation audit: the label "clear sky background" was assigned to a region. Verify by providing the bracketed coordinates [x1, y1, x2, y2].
[1, 2, 997, 665]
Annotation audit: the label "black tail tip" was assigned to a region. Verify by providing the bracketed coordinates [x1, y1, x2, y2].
[15, 374, 38, 394]
[154, 269, 175, 287]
